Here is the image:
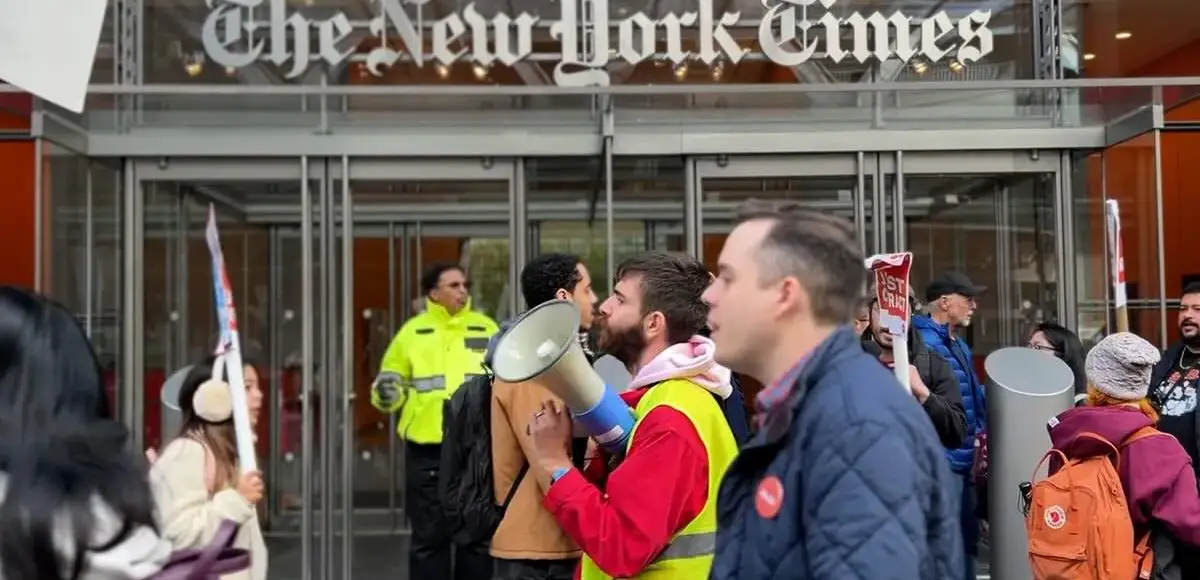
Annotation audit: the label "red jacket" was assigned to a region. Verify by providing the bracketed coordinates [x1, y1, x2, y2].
[542, 386, 710, 579]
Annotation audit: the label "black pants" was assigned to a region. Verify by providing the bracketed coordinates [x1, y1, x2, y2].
[493, 558, 577, 580]
[406, 443, 494, 580]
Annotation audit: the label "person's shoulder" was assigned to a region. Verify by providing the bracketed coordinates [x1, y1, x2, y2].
[84, 496, 174, 578]
[806, 354, 932, 437]
[0, 474, 173, 580]
[396, 313, 435, 335]
[464, 310, 498, 329]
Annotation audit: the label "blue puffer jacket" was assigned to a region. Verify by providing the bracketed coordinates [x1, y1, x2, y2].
[912, 314, 986, 474]
[710, 327, 962, 580]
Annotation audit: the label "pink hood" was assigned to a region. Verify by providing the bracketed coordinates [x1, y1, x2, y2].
[1048, 406, 1200, 544]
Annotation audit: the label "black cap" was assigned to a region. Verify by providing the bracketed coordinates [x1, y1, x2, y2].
[924, 271, 987, 302]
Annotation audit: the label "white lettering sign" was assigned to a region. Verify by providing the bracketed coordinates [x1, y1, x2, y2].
[201, 0, 993, 85]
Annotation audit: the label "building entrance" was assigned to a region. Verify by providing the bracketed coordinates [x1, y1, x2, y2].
[118, 149, 1070, 580]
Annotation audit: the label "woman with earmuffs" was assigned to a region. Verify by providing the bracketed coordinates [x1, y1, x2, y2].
[149, 354, 267, 580]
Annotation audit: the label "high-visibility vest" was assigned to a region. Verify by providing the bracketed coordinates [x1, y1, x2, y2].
[369, 298, 497, 444]
[580, 379, 738, 580]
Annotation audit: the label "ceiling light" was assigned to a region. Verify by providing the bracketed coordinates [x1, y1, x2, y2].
[1083, 53, 1095, 61]
[1115, 31, 1132, 40]
[183, 52, 205, 77]
[436, 63, 450, 79]
[948, 59, 964, 73]
[472, 64, 487, 80]
[673, 63, 688, 80]
[913, 60, 928, 75]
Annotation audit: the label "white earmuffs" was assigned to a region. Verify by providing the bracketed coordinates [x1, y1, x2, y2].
[192, 354, 234, 423]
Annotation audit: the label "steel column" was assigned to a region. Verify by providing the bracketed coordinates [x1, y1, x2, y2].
[121, 159, 145, 445]
[872, 154, 885, 253]
[1154, 130, 1168, 348]
[340, 155, 354, 580]
[319, 158, 336, 580]
[266, 226, 283, 527]
[387, 222, 400, 529]
[604, 139, 616, 285]
[684, 157, 702, 261]
[892, 151, 906, 251]
[84, 162, 95, 336]
[299, 156, 315, 580]
[1057, 152, 1076, 331]
[510, 158, 528, 314]
[854, 152, 867, 253]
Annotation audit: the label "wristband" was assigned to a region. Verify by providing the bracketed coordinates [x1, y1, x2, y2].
[550, 467, 570, 483]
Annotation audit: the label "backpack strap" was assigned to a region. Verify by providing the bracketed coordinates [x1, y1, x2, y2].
[500, 463, 529, 511]
[1120, 426, 1168, 448]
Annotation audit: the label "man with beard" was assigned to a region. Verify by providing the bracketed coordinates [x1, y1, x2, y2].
[527, 251, 739, 580]
[861, 295, 966, 449]
[1150, 281, 1200, 473]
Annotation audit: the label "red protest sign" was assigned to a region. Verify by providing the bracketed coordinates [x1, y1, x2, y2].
[866, 253, 913, 335]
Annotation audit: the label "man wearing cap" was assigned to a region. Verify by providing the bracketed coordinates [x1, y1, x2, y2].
[913, 271, 987, 580]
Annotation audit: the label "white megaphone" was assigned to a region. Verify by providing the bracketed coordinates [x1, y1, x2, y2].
[490, 299, 636, 455]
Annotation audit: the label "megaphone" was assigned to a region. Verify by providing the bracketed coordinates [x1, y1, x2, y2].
[490, 299, 636, 455]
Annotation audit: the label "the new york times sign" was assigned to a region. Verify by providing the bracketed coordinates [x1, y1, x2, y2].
[202, 0, 993, 86]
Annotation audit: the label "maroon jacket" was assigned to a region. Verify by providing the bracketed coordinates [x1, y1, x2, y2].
[1048, 405, 1200, 546]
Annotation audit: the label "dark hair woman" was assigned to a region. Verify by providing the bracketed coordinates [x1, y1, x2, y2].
[0, 286, 171, 579]
[148, 354, 267, 580]
[1027, 321, 1088, 405]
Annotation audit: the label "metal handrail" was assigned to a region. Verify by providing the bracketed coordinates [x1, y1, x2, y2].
[5, 77, 1198, 97]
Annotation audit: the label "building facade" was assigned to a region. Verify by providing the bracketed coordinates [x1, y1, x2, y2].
[3, 0, 1200, 577]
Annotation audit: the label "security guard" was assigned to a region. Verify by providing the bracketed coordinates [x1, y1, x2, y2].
[371, 262, 498, 580]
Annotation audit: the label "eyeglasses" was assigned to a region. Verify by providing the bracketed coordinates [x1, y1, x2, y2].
[1026, 342, 1057, 353]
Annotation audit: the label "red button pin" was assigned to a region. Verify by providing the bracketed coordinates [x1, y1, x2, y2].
[755, 475, 784, 519]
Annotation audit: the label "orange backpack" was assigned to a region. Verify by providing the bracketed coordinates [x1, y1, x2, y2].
[1026, 428, 1161, 580]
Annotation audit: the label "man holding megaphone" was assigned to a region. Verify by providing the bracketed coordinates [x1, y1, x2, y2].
[509, 251, 739, 580]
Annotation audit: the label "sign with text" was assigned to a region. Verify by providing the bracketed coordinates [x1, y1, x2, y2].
[865, 252, 913, 392]
[203, 0, 994, 86]
[867, 252, 913, 337]
[205, 205, 258, 474]
[1104, 200, 1128, 332]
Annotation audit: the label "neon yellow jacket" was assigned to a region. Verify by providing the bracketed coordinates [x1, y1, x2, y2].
[580, 379, 738, 580]
[370, 298, 498, 444]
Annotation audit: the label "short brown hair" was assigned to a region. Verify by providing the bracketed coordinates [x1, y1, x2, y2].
[614, 251, 710, 344]
[736, 199, 868, 326]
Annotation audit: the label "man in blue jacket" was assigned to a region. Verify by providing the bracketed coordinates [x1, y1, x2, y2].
[702, 200, 962, 580]
[912, 271, 987, 580]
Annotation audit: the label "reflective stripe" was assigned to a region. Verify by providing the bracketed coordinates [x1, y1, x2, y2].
[374, 371, 404, 387]
[654, 532, 716, 563]
[463, 373, 488, 382]
[464, 337, 490, 350]
[411, 375, 447, 392]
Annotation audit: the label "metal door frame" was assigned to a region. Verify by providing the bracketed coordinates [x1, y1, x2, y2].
[691, 151, 1069, 341]
[128, 157, 522, 580]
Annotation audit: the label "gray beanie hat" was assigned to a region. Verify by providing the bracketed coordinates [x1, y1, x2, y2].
[1084, 332, 1161, 401]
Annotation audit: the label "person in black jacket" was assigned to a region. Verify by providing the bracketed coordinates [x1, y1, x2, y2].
[861, 296, 967, 449]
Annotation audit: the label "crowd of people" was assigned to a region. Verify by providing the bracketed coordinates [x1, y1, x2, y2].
[3, 199, 1200, 580]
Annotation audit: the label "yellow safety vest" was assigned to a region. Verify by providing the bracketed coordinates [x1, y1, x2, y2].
[580, 379, 739, 580]
[369, 298, 498, 444]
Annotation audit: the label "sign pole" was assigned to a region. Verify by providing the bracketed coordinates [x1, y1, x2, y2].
[1104, 200, 1129, 333]
[205, 204, 258, 474]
